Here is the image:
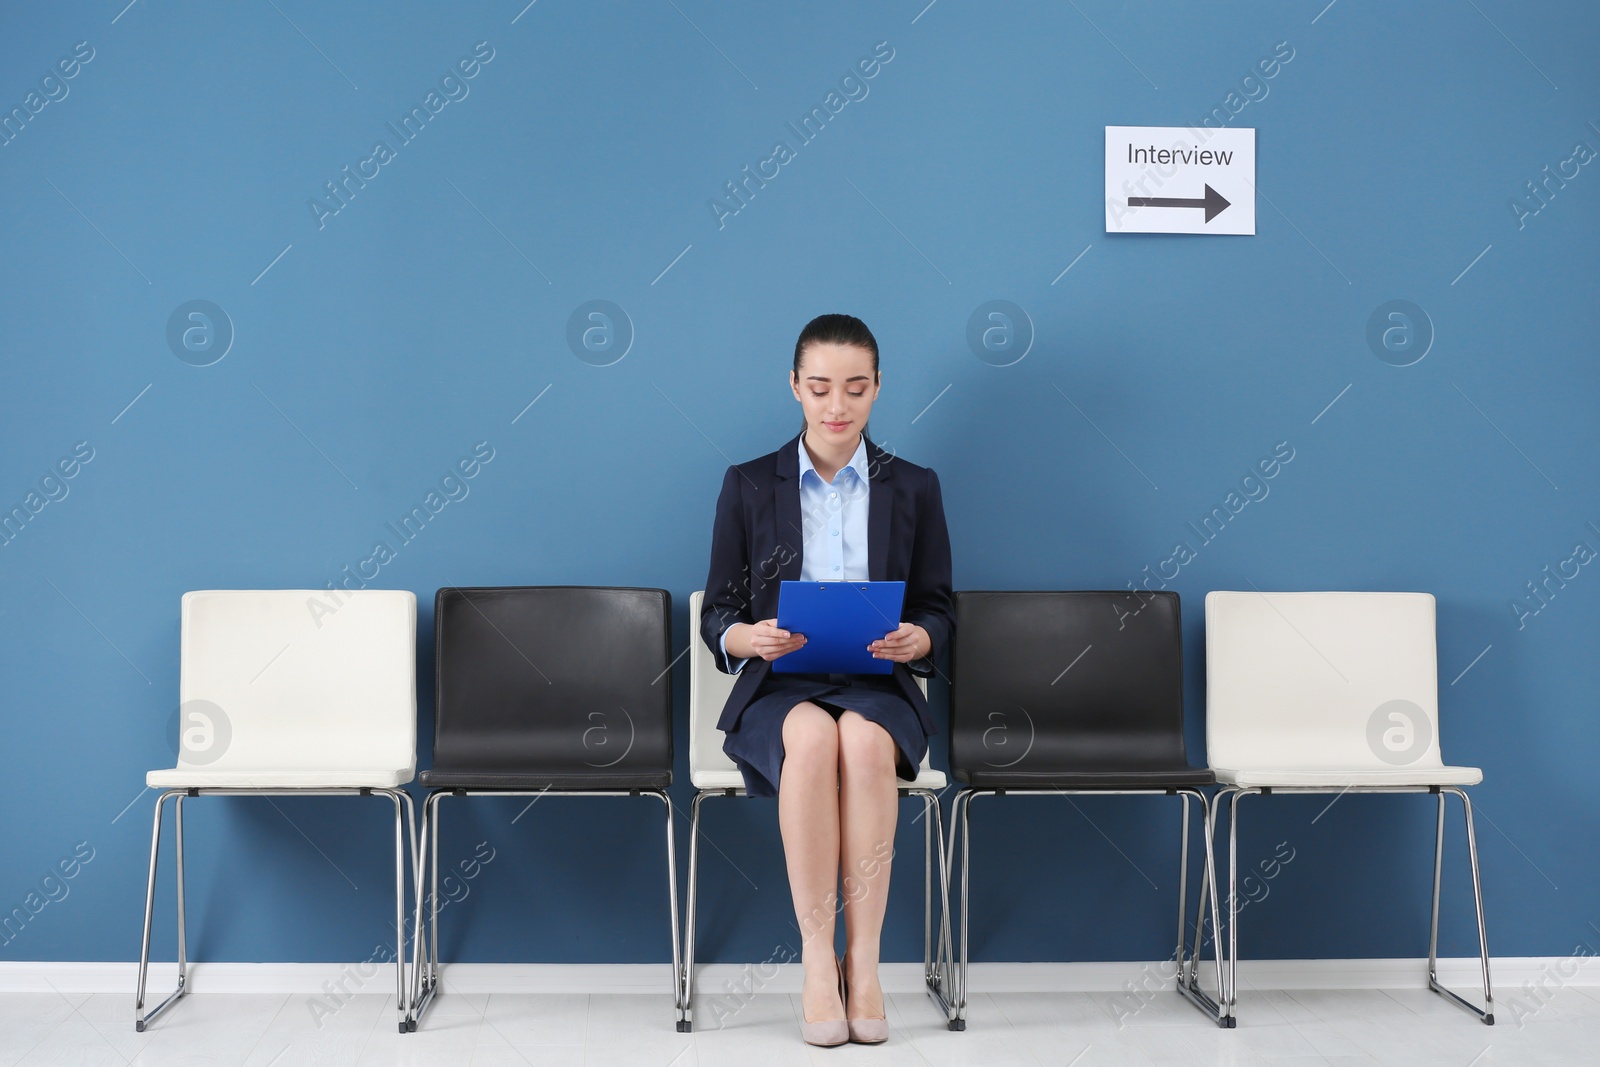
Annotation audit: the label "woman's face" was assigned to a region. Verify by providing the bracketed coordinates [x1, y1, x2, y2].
[791, 342, 880, 443]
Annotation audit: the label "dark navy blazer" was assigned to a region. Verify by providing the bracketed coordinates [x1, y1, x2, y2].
[699, 430, 954, 738]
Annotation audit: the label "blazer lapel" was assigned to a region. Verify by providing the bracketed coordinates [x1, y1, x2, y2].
[865, 434, 894, 582]
[774, 430, 804, 581]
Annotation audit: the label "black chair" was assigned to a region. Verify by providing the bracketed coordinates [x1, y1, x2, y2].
[408, 586, 684, 1029]
[943, 590, 1227, 1029]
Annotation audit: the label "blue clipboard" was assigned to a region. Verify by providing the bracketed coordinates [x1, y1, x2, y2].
[772, 580, 906, 675]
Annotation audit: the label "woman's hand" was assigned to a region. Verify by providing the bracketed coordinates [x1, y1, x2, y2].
[727, 619, 806, 662]
[869, 622, 929, 663]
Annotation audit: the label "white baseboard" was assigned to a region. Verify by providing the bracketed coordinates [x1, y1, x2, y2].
[0, 957, 1594, 995]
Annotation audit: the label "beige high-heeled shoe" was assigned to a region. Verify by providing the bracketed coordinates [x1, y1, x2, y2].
[842, 951, 889, 1044]
[800, 952, 848, 1047]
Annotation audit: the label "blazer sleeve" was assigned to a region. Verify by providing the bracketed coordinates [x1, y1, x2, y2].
[902, 467, 954, 677]
[700, 465, 753, 675]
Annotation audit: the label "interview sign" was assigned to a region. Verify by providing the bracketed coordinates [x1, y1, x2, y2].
[1105, 125, 1256, 235]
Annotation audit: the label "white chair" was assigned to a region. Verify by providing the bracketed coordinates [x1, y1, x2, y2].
[1205, 590, 1492, 1024]
[135, 589, 420, 1033]
[681, 590, 954, 1031]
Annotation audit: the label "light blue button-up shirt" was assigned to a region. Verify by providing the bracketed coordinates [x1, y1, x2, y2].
[720, 433, 871, 673]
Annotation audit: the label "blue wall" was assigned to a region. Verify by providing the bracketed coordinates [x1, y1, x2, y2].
[2, 0, 1596, 967]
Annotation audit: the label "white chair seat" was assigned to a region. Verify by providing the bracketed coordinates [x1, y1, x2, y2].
[147, 766, 414, 790]
[1211, 764, 1482, 789]
[689, 766, 947, 792]
[689, 769, 745, 791]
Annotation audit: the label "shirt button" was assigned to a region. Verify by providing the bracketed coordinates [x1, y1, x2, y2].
[831, 530, 839, 536]
[833, 565, 840, 571]
[829, 492, 837, 498]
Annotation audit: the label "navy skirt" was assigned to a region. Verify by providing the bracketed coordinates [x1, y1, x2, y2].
[721, 669, 929, 798]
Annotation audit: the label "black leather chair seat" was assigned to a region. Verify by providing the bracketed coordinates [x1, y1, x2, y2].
[954, 764, 1215, 789]
[419, 767, 671, 790]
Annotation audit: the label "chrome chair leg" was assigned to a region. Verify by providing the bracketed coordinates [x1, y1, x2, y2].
[1176, 792, 1191, 976]
[390, 790, 405, 1033]
[377, 788, 416, 1034]
[409, 789, 677, 1032]
[1427, 787, 1494, 1024]
[407, 790, 445, 1030]
[406, 792, 426, 1026]
[926, 791, 955, 1016]
[428, 791, 441, 1000]
[1186, 795, 1213, 990]
[682, 786, 952, 1032]
[914, 789, 957, 1025]
[680, 790, 709, 1031]
[135, 790, 188, 1032]
[1173, 789, 1228, 1026]
[1222, 786, 1260, 1022]
[136, 788, 418, 1034]
[949, 788, 980, 1030]
[175, 795, 187, 993]
[1199, 791, 1226, 1020]
[406, 795, 423, 1028]
[943, 787, 1227, 1032]
[647, 790, 687, 1033]
[923, 792, 933, 984]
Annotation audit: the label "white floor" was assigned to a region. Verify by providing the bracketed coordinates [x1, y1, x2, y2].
[1, 981, 1594, 1066]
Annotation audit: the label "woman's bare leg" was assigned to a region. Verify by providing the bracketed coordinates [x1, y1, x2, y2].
[836, 709, 899, 1019]
[779, 700, 844, 1022]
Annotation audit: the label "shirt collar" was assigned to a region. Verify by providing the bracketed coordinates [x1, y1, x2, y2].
[798, 431, 869, 487]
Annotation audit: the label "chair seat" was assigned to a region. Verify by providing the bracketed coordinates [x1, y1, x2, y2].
[690, 767, 948, 792]
[418, 768, 671, 791]
[146, 766, 413, 790]
[1212, 764, 1483, 788]
[953, 765, 1216, 790]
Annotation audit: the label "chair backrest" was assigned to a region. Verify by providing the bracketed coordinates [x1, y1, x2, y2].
[431, 586, 672, 774]
[1204, 590, 1446, 772]
[177, 589, 417, 774]
[949, 590, 1190, 775]
[687, 591, 928, 782]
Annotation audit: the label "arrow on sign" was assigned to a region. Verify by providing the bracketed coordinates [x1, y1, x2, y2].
[1127, 184, 1231, 223]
